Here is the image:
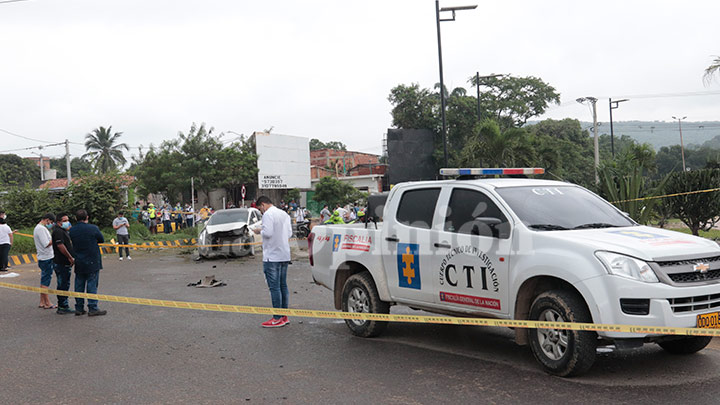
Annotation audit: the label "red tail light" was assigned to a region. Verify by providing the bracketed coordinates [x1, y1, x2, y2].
[308, 232, 315, 266]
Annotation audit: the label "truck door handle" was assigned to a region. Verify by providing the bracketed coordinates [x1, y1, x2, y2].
[434, 242, 451, 249]
[385, 236, 399, 242]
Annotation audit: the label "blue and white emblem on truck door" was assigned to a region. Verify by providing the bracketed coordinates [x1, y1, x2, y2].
[397, 243, 421, 289]
[332, 234, 341, 252]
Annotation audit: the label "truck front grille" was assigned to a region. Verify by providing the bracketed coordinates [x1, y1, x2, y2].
[668, 269, 720, 283]
[656, 255, 720, 267]
[667, 294, 720, 313]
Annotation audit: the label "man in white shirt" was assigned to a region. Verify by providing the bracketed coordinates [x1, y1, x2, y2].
[112, 211, 131, 261]
[34, 213, 56, 309]
[253, 196, 292, 328]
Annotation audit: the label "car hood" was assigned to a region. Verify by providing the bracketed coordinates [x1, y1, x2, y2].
[204, 222, 248, 234]
[538, 225, 720, 261]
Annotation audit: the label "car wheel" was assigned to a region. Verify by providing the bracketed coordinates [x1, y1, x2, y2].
[341, 272, 390, 338]
[658, 336, 712, 354]
[528, 290, 597, 377]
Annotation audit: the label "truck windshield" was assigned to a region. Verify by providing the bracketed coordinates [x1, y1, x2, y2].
[495, 186, 635, 230]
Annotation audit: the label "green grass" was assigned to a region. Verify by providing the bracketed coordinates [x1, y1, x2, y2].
[8, 221, 201, 255]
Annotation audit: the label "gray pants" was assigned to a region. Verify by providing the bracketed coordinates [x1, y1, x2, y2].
[117, 234, 130, 258]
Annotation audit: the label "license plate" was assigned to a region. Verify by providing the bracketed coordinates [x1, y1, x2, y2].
[696, 312, 720, 329]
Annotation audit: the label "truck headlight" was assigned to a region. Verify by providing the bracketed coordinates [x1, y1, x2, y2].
[595, 251, 659, 283]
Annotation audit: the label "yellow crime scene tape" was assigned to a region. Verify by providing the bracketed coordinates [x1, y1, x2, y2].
[610, 187, 720, 204]
[13, 232, 281, 249]
[0, 282, 718, 336]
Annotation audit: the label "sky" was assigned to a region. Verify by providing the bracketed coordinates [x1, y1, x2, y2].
[1, 0, 719, 162]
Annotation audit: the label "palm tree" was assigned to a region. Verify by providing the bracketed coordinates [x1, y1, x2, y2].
[84, 126, 129, 173]
[704, 56, 720, 85]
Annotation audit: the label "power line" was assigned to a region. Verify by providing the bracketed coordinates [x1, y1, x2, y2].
[0, 128, 55, 144]
[0, 142, 65, 154]
[0, 0, 33, 4]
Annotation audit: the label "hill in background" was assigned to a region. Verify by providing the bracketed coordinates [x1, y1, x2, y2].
[576, 120, 720, 150]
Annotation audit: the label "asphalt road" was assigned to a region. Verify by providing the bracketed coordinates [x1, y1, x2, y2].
[2, 247, 720, 404]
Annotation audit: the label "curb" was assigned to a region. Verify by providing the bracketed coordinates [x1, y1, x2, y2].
[6, 238, 198, 266]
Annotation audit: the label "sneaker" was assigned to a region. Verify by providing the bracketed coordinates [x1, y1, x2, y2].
[282, 316, 290, 325]
[75, 310, 87, 316]
[119, 257, 123, 261]
[127, 256, 132, 261]
[88, 309, 107, 317]
[56, 307, 75, 315]
[261, 317, 287, 328]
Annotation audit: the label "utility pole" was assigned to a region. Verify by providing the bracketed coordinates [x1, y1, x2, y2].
[577, 97, 599, 183]
[609, 98, 629, 158]
[435, 0, 477, 167]
[39, 152, 44, 181]
[65, 139, 72, 185]
[191, 177, 195, 215]
[672, 116, 688, 171]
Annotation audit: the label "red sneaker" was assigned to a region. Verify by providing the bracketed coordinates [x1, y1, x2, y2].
[261, 317, 287, 328]
[282, 316, 289, 325]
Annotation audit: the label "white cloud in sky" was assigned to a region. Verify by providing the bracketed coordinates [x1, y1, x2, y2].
[0, 0, 718, 159]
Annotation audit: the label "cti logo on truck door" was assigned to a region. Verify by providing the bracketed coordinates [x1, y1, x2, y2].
[397, 243, 421, 289]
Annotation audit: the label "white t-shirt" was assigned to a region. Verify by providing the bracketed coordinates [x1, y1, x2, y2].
[260, 205, 292, 262]
[0, 224, 12, 245]
[33, 223, 54, 260]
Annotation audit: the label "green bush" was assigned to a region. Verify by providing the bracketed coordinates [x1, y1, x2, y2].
[663, 169, 720, 235]
[0, 173, 127, 229]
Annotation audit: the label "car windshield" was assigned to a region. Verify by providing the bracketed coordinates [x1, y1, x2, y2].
[207, 210, 249, 226]
[495, 186, 635, 230]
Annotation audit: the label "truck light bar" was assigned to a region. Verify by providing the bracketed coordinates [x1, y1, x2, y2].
[440, 168, 545, 176]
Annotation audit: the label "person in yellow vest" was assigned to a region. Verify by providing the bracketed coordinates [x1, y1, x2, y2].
[199, 205, 210, 221]
[148, 203, 157, 234]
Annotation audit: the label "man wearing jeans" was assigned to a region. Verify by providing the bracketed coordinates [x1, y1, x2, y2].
[51, 214, 75, 314]
[253, 196, 292, 328]
[112, 211, 131, 261]
[69, 209, 107, 317]
[34, 213, 56, 309]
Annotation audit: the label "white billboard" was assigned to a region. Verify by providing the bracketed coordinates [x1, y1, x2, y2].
[255, 132, 311, 189]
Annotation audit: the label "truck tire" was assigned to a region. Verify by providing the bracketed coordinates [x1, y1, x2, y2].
[528, 290, 597, 377]
[658, 336, 712, 354]
[341, 272, 390, 338]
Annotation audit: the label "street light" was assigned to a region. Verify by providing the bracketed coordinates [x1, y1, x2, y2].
[435, 0, 477, 167]
[609, 98, 628, 158]
[474, 73, 505, 120]
[672, 116, 688, 172]
[577, 97, 599, 183]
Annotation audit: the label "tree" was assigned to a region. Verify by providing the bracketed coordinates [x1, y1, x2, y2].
[598, 164, 667, 225]
[704, 56, 720, 85]
[310, 139, 347, 151]
[312, 177, 364, 207]
[216, 137, 258, 204]
[63, 174, 128, 226]
[469, 75, 560, 129]
[49, 157, 93, 179]
[663, 169, 720, 235]
[286, 188, 301, 202]
[458, 120, 534, 168]
[84, 126, 129, 173]
[0, 154, 39, 187]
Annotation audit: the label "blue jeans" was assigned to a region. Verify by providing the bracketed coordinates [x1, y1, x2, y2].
[55, 264, 72, 308]
[263, 261, 289, 319]
[75, 271, 100, 312]
[38, 259, 55, 287]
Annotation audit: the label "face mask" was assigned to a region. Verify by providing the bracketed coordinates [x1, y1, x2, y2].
[45, 223, 53, 230]
[61, 222, 71, 229]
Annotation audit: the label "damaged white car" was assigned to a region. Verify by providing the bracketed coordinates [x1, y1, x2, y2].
[198, 208, 262, 258]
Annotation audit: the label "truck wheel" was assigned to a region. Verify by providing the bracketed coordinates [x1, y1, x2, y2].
[341, 272, 390, 338]
[658, 336, 712, 354]
[528, 290, 597, 377]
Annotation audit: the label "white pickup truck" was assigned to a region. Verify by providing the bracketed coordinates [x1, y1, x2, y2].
[309, 169, 720, 376]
